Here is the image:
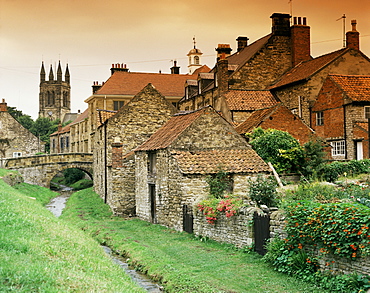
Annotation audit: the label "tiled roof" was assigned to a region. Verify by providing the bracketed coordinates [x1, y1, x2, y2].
[135, 107, 208, 151]
[270, 48, 347, 89]
[96, 109, 117, 126]
[330, 74, 370, 102]
[171, 149, 270, 174]
[227, 35, 271, 71]
[224, 90, 278, 111]
[95, 65, 210, 97]
[50, 124, 71, 136]
[235, 106, 276, 134]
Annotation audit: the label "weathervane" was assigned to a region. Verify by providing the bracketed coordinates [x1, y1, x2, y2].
[336, 14, 346, 48]
[193, 36, 196, 49]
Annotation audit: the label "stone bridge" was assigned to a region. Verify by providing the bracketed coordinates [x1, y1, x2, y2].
[5, 153, 93, 188]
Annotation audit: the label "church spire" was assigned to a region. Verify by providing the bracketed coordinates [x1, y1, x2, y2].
[40, 61, 45, 82]
[57, 60, 62, 81]
[49, 64, 54, 81]
[65, 63, 70, 83]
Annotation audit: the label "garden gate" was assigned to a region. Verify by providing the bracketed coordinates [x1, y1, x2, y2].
[253, 212, 270, 255]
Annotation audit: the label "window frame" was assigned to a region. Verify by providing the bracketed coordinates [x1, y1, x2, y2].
[316, 111, 324, 126]
[331, 140, 345, 156]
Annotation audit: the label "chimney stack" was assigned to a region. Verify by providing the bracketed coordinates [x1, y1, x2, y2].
[110, 63, 129, 75]
[346, 20, 360, 50]
[215, 44, 232, 61]
[92, 81, 103, 94]
[236, 36, 249, 52]
[170, 60, 180, 74]
[0, 99, 7, 112]
[291, 16, 311, 67]
[216, 58, 229, 95]
[270, 13, 291, 36]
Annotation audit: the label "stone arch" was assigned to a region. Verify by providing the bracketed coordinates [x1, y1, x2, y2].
[43, 163, 93, 188]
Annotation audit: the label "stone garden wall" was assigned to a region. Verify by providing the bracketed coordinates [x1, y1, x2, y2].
[193, 206, 263, 248]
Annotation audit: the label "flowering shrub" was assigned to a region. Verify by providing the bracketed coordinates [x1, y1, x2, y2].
[285, 201, 370, 259]
[197, 195, 243, 224]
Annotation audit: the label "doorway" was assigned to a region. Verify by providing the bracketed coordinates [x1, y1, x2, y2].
[149, 184, 156, 223]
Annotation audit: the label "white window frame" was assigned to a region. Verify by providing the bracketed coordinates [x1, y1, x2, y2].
[316, 111, 324, 126]
[331, 140, 345, 156]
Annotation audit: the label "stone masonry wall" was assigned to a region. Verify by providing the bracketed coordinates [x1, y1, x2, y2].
[230, 35, 292, 91]
[194, 207, 262, 248]
[270, 210, 370, 276]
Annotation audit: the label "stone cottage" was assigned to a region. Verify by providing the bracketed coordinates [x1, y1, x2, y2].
[0, 99, 44, 165]
[134, 106, 271, 231]
[93, 83, 177, 216]
[311, 74, 370, 160]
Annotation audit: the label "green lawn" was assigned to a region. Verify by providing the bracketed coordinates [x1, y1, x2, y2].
[61, 187, 329, 293]
[0, 174, 144, 292]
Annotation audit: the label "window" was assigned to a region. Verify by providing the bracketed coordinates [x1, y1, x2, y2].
[194, 56, 200, 65]
[66, 136, 69, 148]
[316, 112, 324, 126]
[113, 101, 124, 111]
[13, 152, 22, 158]
[148, 152, 156, 174]
[331, 140, 345, 156]
[365, 106, 370, 119]
[60, 137, 65, 150]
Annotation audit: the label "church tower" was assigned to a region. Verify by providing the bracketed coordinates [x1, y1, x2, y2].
[187, 37, 203, 74]
[39, 61, 71, 121]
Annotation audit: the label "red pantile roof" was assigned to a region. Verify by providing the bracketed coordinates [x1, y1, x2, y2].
[95, 65, 210, 97]
[270, 48, 347, 89]
[69, 108, 89, 126]
[224, 90, 278, 111]
[171, 149, 270, 174]
[330, 74, 370, 102]
[135, 107, 208, 151]
[235, 107, 276, 134]
[96, 109, 117, 126]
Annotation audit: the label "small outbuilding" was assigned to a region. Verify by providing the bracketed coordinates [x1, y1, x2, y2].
[134, 106, 271, 231]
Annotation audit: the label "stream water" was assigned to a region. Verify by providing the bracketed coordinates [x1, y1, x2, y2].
[46, 187, 162, 292]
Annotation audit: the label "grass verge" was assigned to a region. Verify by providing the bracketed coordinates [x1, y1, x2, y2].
[61, 188, 329, 293]
[0, 177, 144, 292]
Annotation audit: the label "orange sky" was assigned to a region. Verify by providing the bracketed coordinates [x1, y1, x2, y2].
[0, 0, 369, 118]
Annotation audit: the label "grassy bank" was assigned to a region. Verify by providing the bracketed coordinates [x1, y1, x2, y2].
[61, 188, 328, 293]
[0, 172, 144, 292]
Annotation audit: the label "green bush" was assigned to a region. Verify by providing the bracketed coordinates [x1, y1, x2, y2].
[63, 168, 86, 184]
[205, 168, 232, 198]
[248, 128, 304, 174]
[248, 175, 278, 207]
[320, 159, 370, 182]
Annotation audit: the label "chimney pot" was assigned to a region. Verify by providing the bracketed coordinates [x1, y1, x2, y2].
[298, 17, 301, 25]
[303, 17, 307, 25]
[351, 19, 357, 31]
[293, 17, 297, 25]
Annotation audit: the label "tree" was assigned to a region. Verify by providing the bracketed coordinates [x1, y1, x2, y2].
[30, 117, 60, 152]
[247, 128, 305, 174]
[302, 137, 327, 179]
[7, 106, 34, 130]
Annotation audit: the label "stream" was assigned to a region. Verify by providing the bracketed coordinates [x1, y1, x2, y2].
[46, 186, 162, 292]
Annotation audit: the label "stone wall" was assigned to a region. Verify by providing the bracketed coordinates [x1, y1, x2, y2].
[194, 207, 262, 248]
[270, 210, 370, 276]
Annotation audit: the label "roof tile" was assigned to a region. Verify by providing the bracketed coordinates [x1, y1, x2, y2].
[224, 90, 278, 111]
[330, 74, 370, 102]
[171, 149, 270, 174]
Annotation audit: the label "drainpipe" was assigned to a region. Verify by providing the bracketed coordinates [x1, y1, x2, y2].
[104, 121, 107, 203]
[344, 105, 347, 160]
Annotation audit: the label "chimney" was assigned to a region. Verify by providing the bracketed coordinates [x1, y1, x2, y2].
[291, 16, 311, 67]
[346, 20, 360, 50]
[170, 60, 180, 74]
[215, 44, 232, 61]
[110, 63, 129, 75]
[236, 36, 249, 52]
[216, 58, 229, 95]
[92, 81, 102, 94]
[0, 99, 7, 112]
[270, 13, 291, 36]
[57, 122, 62, 133]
